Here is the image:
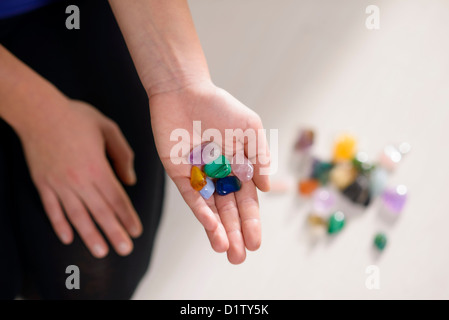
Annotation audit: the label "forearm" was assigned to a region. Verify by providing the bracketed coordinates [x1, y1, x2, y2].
[0, 45, 68, 137]
[108, 0, 211, 98]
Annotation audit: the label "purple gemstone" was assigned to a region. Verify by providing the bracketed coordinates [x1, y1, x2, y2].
[188, 142, 221, 165]
[382, 185, 408, 214]
[295, 129, 315, 151]
[231, 155, 254, 182]
[313, 188, 336, 213]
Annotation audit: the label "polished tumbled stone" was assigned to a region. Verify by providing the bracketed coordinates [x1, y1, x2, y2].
[199, 177, 215, 200]
[216, 176, 242, 196]
[308, 213, 327, 227]
[190, 166, 207, 191]
[204, 155, 231, 178]
[188, 142, 221, 166]
[374, 232, 387, 251]
[311, 160, 333, 185]
[295, 129, 315, 151]
[333, 134, 357, 162]
[342, 174, 371, 206]
[313, 188, 336, 213]
[231, 155, 254, 182]
[352, 152, 374, 173]
[370, 167, 389, 198]
[329, 162, 357, 190]
[328, 211, 345, 234]
[379, 145, 402, 171]
[298, 178, 320, 196]
[382, 185, 407, 214]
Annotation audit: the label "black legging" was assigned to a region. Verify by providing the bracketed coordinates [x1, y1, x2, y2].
[0, 0, 165, 299]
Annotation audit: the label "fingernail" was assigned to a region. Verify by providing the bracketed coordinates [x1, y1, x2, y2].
[118, 242, 132, 255]
[129, 168, 137, 184]
[93, 244, 107, 258]
[130, 226, 142, 238]
[60, 233, 70, 244]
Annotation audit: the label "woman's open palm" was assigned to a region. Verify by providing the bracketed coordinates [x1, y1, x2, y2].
[149, 82, 270, 264]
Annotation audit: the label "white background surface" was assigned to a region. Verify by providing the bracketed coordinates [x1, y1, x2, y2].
[133, 0, 449, 299]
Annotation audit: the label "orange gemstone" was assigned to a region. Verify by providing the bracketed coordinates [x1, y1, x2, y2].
[298, 179, 319, 196]
[190, 166, 207, 191]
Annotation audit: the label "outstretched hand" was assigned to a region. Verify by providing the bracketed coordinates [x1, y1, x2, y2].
[149, 82, 270, 264]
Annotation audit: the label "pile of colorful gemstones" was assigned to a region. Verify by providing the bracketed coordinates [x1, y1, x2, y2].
[294, 129, 410, 251]
[189, 142, 254, 199]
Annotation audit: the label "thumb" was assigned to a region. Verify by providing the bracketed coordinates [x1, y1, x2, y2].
[102, 120, 137, 185]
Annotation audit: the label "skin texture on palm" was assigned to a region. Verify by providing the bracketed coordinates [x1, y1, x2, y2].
[149, 83, 270, 264]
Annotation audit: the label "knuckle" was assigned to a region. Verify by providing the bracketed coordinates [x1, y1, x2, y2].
[226, 228, 242, 236]
[51, 217, 68, 229]
[65, 167, 83, 187]
[110, 195, 127, 211]
[81, 229, 99, 242]
[119, 213, 135, 226]
[66, 208, 85, 224]
[247, 113, 263, 129]
[107, 228, 126, 241]
[91, 207, 111, 222]
[106, 119, 120, 131]
[237, 197, 259, 209]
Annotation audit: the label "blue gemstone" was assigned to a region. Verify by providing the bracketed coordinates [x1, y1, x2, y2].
[199, 177, 215, 200]
[216, 176, 242, 196]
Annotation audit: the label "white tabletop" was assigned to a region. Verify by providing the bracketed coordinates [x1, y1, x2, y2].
[133, 0, 449, 300]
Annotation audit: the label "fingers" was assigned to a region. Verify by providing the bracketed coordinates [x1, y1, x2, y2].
[102, 120, 136, 186]
[42, 165, 140, 258]
[172, 176, 218, 232]
[38, 186, 73, 245]
[214, 192, 246, 264]
[234, 180, 261, 251]
[250, 146, 271, 192]
[204, 196, 229, 253]
[77, 185, 134, 256]
[244, 116, 271, 192]
[95, 167, 143, 238]
[57, 188, 109, 258]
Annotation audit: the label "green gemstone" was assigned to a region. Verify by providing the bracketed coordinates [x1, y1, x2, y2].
[374, 233, 387, 251]
[328, 211, 345, 234]
[204, 155, 231, 178]
[312, 161, 333, 185]
[352, 152, 375, 173]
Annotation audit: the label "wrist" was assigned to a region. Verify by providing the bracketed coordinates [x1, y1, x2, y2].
[0, 45, 71, 140]
[3, 82, 70, 141]
[145, 71, 212, 99]
[147, 76, 220, 108]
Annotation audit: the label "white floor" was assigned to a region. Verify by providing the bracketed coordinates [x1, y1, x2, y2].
[133, 0, 449, 299]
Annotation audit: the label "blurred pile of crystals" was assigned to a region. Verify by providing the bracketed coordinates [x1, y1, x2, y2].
[292, 129, 410, 251]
